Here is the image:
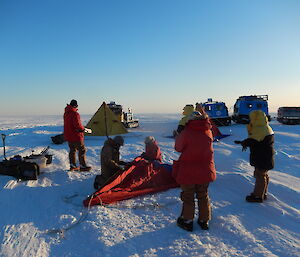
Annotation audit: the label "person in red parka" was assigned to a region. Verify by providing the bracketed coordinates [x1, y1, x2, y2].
[173, 110, 216, 232]
[141, 136, 162, 162]
[63, 99, 91, 171]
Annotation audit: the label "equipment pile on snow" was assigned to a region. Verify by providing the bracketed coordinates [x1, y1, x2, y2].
[23, 146, 53, 169]
[0, 134, 52, 180]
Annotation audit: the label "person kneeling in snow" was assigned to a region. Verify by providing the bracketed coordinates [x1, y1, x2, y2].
[141, 136, 162, 162]
[141, 136, 173, 172]
[235, 110, 274, 203]
[94, 136, 128, 189]
[173, 110, 216, 232]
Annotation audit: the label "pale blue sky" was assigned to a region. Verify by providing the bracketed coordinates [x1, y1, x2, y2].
[0, 0, 299, 115]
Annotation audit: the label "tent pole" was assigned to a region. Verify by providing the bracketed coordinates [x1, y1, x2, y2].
[104, 103, 109, 139]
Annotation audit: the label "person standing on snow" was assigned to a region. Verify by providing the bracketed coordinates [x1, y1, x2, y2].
[235, 110, 274, 203]
[173, 110, 216, 232]
[173, 104, 195, 136]
[63, 99, 91, 171]
[141, 136, 162, 162]
[94, 136, 128, 189]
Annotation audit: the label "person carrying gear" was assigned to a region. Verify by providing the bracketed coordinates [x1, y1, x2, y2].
[235, 110, 274, 203]
[94, 136, 128, 189]
[64, 99, 92, 172]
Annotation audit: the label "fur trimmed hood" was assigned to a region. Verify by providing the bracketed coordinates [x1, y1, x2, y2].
[247, 110, 274, 141]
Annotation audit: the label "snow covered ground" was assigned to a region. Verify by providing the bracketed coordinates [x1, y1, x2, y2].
[0, 114, 299, 257]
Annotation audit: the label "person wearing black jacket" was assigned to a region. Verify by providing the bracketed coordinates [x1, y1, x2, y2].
[235, 110, 274, 203]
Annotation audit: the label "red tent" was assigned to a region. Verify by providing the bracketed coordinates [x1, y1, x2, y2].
[83, 157, 178, 207]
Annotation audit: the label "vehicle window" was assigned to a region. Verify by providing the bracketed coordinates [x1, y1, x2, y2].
[205, 105, 211, 111]
[216, 105, 223, 111]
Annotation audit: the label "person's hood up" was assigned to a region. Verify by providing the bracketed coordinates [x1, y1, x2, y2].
[182, 105, 194, 116]
[104, 137, 119, 148]
[186, 119, 212, 132]
[65, 104, 77, 114]
[247, 110, 274, 141]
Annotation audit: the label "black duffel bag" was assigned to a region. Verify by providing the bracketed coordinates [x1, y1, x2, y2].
[0, 159, 40, 180]
[51, 134, 65, 145]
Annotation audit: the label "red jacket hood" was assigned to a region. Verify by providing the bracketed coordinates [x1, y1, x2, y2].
[64, 104, 78, 114]
[185, 119, 212, 132]
[172, 118, 216, 185]
[63, 104, 84, 142]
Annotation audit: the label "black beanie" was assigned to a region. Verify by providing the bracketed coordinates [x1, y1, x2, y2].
[70, 99, 78, 107]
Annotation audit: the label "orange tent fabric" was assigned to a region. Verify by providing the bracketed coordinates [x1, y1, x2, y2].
[83, 157, 178, 206]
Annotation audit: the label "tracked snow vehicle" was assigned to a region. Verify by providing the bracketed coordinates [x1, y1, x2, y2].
[232, 95, 270, 124]
[107, 101, 139, 128]
[277, 107, 300, 125]
[200, 98, 231, 126]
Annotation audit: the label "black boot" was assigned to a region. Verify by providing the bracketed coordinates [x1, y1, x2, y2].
[246, 194, 263, 203]
[197, 220, 209, 230]
[177, 217, 193, 232]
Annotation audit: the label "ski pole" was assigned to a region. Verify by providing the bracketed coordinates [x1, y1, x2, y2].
[1, 134, 7, 160]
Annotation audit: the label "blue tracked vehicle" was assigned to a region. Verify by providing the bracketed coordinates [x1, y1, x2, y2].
[232, 95, 270, 124]
[200, 99, 231, 126]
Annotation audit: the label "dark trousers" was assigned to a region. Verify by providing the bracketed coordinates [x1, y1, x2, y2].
[68, 141, 87, 167]
[253, 168, 269, 198]
[180, 183, 211, 221]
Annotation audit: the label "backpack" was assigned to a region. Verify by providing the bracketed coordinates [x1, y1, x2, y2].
[51, 134, 65, 144]
[0, 159, 40, 180]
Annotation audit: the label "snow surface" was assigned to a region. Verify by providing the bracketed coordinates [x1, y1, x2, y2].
[0, 114, 299, 257]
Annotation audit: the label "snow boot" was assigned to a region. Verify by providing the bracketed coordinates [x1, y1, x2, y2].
[80, 166, 92, 172]
[177, 217, 193, 232]
[70, 165, 80, 171]
[197, 220, 209, 230]
[246, 194, 263, 203]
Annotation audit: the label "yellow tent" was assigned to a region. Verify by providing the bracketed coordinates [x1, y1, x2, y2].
[85, 102, 128, 136]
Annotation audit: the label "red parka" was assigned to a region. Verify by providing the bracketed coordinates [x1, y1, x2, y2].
[172, 119, 216, 185]
[142, 141, 162, 162]
[63, 105, 85, 142]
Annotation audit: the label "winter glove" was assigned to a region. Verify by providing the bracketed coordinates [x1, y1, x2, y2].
[241, 141, 248, 151]
[173, 130, 179, 138]
[119, 160, 128, 166]
[117, 165, 125, 172]
[234, 140, 247, 151]
[84, 128, 92, 134]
